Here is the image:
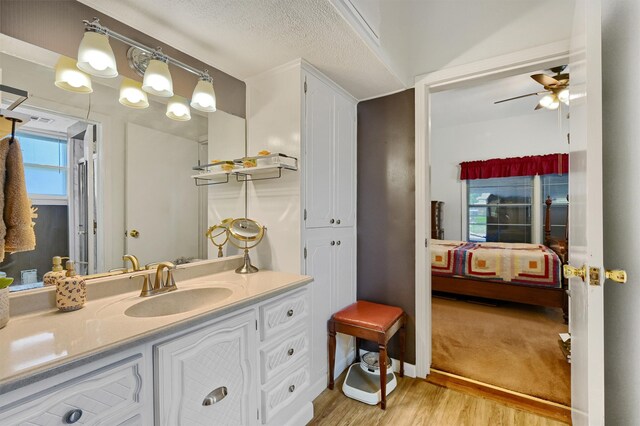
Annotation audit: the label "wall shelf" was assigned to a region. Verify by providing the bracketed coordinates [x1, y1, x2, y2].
[192, 153, 298, 186]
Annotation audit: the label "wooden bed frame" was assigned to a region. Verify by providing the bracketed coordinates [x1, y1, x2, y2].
[432, 196, 568, 322]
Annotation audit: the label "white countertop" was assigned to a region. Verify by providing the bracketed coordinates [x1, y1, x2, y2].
[0, 268, 312, 392]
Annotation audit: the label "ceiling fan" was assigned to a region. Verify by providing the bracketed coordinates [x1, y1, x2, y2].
[494, 66, 570, 110]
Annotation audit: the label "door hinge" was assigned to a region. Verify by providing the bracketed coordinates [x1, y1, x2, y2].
[255, 319, 258, 330]
[304, 247, 307, 259]
[304, 80, 307, 93]
[425, 238, 428, 248]
[304, 209, 307, 220]
[257, 409, 260, 420]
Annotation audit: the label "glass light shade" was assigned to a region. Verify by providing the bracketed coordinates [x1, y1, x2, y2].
[538, 94, 556, 108]
[547, 99, 560, 110]
[558, 89, 570, 105]
[190, 78, 217, 112]
[119, 78, 149, 109]
[54, 56, 93, 93]
[142, 59, 174, 97]
[166, 96, 191, 121]
[76, 31, 118, 78]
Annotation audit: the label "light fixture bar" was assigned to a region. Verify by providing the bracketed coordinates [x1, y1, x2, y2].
[83, 18, 206, 78]
[0, 84, 29, 111]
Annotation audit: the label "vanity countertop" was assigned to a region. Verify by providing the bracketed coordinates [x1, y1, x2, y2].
[0, 268, 312, 393]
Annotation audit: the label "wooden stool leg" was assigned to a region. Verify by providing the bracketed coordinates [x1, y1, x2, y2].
[328, 319, 336, 390]
[379, 343, 387, 410]
[355, 337, 361, 362]
[399, 314, 406, 378]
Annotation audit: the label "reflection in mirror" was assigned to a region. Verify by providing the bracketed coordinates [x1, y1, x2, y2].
[0, 37, 245, 291]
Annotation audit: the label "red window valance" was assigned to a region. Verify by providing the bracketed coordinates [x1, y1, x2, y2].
[460, 153, 568, 180]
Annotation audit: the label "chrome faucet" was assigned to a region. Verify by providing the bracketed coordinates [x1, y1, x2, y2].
[129, 261, 177, 297]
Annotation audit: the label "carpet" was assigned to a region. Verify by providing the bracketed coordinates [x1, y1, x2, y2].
[431, 295, 571, 406]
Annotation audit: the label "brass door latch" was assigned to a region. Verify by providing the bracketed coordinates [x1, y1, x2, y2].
[563, 264, 586, 281]
[605, 269, 627, 284]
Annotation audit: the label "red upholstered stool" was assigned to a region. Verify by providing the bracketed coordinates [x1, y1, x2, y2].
[328, 301, 406, 409]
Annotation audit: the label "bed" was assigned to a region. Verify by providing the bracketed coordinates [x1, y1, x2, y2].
[431, 196, 568, 321]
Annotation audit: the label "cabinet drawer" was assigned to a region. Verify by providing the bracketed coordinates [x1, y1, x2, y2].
[0, 355, 143, 425]
[260, 328, 309, 384]
[259, 289, 308, 341]
[261, 360, 309, 424]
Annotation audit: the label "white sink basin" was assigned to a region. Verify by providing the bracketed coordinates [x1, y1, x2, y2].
[125, 287, 233, 318]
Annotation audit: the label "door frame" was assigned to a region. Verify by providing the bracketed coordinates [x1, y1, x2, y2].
[413, 41, 571, 378]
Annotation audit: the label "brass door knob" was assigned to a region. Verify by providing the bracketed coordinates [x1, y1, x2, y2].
[606, 269, 627, 283]
[129, 229, 140, 238]
[563, 264, 586, 281]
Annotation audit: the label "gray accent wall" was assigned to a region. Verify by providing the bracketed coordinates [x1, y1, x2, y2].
[0, 0, 246, 118]
[357, 89, 416, 364]
[602, 0, 640, 423]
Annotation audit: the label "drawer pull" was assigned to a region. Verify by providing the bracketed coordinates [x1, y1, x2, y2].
[64, 409, 83, 424]
[287, 309, 294, 317]
[289, 384, 296, 393]
[288, 348, 294, 356]
[203, 386, 228, 406]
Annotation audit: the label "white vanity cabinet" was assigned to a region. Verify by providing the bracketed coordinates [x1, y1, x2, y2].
[0, 353, 148, 426]
[155, 310, 258, 426]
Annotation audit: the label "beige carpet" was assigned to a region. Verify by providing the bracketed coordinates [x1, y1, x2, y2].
[431, 296, 571, 406]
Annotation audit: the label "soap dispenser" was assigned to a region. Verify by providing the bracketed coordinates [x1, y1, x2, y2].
[43, 256, 68, 286]
[56, 261, 86, 312]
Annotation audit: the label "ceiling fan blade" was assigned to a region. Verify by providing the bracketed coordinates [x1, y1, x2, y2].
[531, 74, 559, 87]
[494, 92, 544, 104]
[535, 103, 544, 110]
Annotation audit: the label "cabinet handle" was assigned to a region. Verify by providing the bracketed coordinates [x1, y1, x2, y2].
[64, 409, 83, 424]
[337, 240, 341, 245]
[289, 384, 296, 393]
[330, 219, 335, 224]
[287, 309, 294, 317]
[330, 241, 335, 246]
[288, 348, 295, 356]
[202, 386, 228, 406]
[336, 219, 341, 225]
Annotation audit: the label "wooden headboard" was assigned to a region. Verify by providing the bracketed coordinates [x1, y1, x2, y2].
[544, 195, 568, 263]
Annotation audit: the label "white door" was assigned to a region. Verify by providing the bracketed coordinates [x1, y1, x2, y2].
[125, 123, 199, 266]
[568, 0, 604, 424]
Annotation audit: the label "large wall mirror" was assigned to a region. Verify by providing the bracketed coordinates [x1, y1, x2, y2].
[0, 35, 246, 291]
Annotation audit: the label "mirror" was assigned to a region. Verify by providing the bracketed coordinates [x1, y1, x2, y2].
[228, 218, 265, 274]
[0, 35, 246, 291]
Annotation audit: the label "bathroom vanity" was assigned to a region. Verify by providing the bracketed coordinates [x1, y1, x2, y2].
[0, 257, 313, 425]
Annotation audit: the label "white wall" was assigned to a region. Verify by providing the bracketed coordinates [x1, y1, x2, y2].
[244, 62, 302, 274]
[431, 110, 569, 241]
[602, 0, 640, 423]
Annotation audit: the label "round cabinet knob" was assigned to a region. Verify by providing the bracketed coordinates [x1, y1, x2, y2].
[330, 219, 335, 224]
[330, 241, 335, 246]
[288, 348, 295, 356]
[64, 409, 83, 424]
[336, 241, 341, 245]
[287, 309, 294, 317]
[336, 219, 341, 225]
[289, 385, 296, 393]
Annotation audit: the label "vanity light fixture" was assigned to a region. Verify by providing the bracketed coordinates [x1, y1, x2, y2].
[142, 51, 174, 97]
[77, 21, 118, 78]
[119, 78, 149, 109]
[190, 72, 217, 112]
[166, 96, 191, 121]
[54, 56, 93, 93]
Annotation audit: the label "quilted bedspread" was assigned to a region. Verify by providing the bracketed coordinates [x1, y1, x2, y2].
[431, 239, 562, 288]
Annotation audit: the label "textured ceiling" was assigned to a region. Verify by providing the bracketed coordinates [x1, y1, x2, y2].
[77, 0, 406, 100]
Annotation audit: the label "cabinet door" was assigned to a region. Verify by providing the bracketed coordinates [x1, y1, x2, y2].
[155, 310, 257, 426]
[304, 73, 335, 229]
[332, 229, 356, 371]
[333, 94, 356, 228]
[304, 232, 334, 382]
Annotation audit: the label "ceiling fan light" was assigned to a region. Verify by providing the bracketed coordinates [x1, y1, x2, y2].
[539, 94, 555, 108]
[190, 77, 217, 112]
[119, 78, 149, 109]
[558, 89, 570, 105]
[142, 59, 174, 97]
[54, 56, 93, 93]
[77, 31, 118, 78]
[547, 98, 560, 110]
[166, 96, 191, 121]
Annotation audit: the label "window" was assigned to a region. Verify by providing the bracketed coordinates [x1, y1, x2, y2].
[468, 176, 533, 243]
[19, 132, 68, 197]
[541, 174, 569, 240]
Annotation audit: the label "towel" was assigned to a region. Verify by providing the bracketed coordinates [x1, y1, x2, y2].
[0, 136, 36, 261]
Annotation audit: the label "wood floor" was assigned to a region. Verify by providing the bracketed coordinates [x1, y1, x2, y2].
[309, 373, 569, 426]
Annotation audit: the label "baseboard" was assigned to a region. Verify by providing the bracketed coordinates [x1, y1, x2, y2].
[283, 401, 314, 426]
[427, 369, 571, 424]
[357, 349, 417, 378]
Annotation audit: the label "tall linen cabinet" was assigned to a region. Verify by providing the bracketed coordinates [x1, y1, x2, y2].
[245, 60, 357, 401]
